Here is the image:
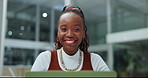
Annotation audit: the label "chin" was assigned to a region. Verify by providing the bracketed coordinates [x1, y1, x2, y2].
[63, 46, 78, 51]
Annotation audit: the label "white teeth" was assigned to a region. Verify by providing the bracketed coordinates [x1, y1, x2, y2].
[66, 41, 74, 43]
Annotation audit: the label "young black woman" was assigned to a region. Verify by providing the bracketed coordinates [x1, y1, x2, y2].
[31, 5, 110, 71]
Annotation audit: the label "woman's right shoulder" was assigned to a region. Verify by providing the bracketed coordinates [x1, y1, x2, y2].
[37, 50, 52, 58]
[31, 50, 53, 71]
[39, 50, 51, 55]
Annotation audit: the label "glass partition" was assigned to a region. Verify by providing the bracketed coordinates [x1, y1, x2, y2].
[6, 0, 36, 40]
[4, 47, 35, 66]
[77, 0, 107, 45]
[111, 0, 148, 33]
[113, 40, 148, 77]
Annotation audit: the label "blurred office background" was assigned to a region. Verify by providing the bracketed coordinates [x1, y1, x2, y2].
[0, 0, 148, 77]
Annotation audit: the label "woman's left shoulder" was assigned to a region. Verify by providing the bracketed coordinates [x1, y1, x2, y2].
[90, 52, 102, 59]
[90, 52, 110, 71]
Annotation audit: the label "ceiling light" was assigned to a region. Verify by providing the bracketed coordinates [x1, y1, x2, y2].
[42, 13, 48, 18]
[8, 31, 13, 36]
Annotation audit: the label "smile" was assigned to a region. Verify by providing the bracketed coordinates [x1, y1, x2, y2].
[65, 40, 75, 44]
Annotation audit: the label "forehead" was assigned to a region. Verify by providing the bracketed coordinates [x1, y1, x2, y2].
[59, 12, 83, 25]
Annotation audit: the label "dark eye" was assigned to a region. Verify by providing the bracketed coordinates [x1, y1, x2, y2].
[74, 28, 80, 32]
[61, 28, 67, 32]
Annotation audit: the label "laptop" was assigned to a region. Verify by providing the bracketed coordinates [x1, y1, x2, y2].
[25, 71, 117, 77]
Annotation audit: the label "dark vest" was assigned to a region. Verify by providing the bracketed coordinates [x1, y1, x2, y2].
[48, 50, 93, 71]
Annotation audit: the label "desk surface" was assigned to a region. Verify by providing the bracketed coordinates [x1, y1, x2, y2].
[25, 71, 117, 77]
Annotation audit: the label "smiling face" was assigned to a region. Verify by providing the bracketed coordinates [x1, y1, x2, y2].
[58, 12, 85, 55]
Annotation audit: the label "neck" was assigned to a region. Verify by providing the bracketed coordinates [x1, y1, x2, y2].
[63, 47, 78, 56]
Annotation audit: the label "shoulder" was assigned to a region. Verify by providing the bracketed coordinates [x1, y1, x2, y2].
[90, 52, 110, 71]
[38, 50, 51, 58]
[90, 52, 107, 65]
[90, 52, 102, 60]
[31, 50, 53, 71]
[34, 50, 51, 63]
[83, 52, 102, 60]
[90, 52, 105, 64]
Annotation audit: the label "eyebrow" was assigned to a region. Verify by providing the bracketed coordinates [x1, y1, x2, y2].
[60, 24, 81, 27]
[60, 24, 67, 27]
[73, 24, 81, 27]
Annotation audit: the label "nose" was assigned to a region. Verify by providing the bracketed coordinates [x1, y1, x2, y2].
[66, 29, 74, 37]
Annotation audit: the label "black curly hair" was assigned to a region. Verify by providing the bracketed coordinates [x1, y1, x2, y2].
[55, 5, 89, 52]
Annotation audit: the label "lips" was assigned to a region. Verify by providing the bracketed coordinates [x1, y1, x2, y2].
[66, 41, 74, 43]
[65, 40, 75, 44]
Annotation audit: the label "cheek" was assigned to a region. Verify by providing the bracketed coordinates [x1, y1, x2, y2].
[81, 31, 85, 39]
[57, 31, 62, 40]
[57, 31, 65, 40]
[77, 33, 84, 41]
